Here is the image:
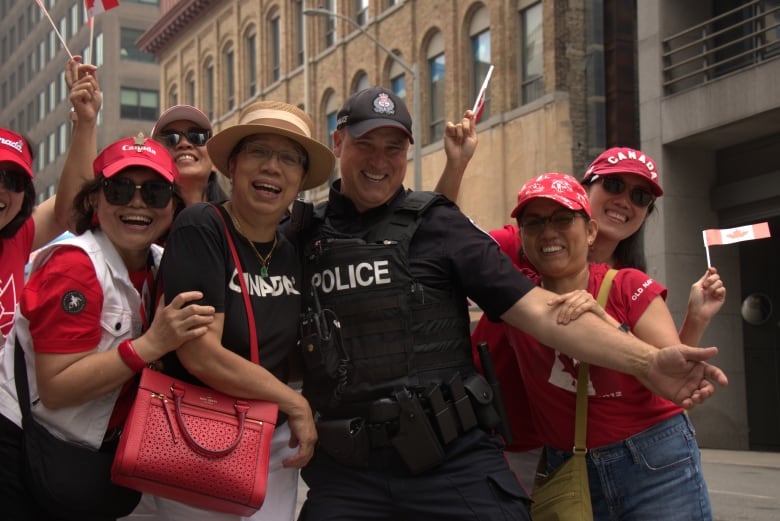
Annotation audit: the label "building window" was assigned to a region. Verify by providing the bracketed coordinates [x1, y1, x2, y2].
[470, 7, 491, 120]
[168, 86, 178, 107]
[185, 73, 195, 106]
[58, 123, 68, 156]
[48, 132, 55, 164]
[293, 1, 304, 67]
[390, 60, 407, 103]
[324, 92, 339, 177]
[38, 91, 45, 121]
[520, 2, 543, 104]
[37, 142, 45, 172]
[48, 81, 56, 111]
[223, 45, 235, 111]
[70, 3, 79, 37]
[59, 70, 67, 102]
[245, 29, 257, 98]
[203, 62, 214, 119]
[269, 14, 281, 83]
[353, 72, 370, 94]
[325, 0, 337, 48]
[121, 28, 154, 62]
[427, 32, 445, 144]
[94, 32, 104, 67]
[120, 87, 159, 120]
[355, 0, 369, 26]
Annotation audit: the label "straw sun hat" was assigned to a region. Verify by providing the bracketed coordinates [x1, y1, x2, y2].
[207, 101, 335, 191]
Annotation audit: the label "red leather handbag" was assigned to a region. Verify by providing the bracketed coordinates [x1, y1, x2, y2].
[111, 369, 278, 515]
[112, 204, 279, 515]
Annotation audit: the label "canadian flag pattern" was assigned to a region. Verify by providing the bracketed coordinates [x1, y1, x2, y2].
[85, 0, 120, 18]
[703, 222, 771, 246]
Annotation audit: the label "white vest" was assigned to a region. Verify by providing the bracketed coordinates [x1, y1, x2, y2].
[0, 230, 162, 449]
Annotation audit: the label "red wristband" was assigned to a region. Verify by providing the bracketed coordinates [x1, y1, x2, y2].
[118, 339, 147, 372]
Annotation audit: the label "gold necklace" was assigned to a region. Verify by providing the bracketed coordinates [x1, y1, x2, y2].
[229, 210, 277, 278]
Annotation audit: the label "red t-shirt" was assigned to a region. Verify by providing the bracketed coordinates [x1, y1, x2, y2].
[1, 218, 35, 338]
[472, 224, 542, 451]
[505, 264, 681, 450]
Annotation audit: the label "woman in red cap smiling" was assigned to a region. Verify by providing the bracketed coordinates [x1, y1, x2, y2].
[440, 147, 726, 468]
[0, 135, 215, 519]
[504, 172, 713, 520]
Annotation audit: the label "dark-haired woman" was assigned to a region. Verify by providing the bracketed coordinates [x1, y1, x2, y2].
[0, 135, 214, 520]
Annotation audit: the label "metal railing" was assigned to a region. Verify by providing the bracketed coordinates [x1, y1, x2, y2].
[662, 0, 780, 95]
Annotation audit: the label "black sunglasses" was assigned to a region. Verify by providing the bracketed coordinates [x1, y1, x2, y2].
[600, 177, 655, 208]
[1, 169, 28, 193]
[156, 128, 211, 147]
[102, 178, 173, 209]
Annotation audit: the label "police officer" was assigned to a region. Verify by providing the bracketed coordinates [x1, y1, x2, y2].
[291, 86, 728, 520]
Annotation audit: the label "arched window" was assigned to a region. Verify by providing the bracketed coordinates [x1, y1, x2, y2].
[426, 31, 445, 144]
[202, 59, 215, 120]
[168, 85, 178, 107]
[469, 6, 491, 120]
[323, 90, 339, 152]
[352, 71, 370, 93]
[185, 72, 195, 107]
[268, 10, 281, 83]
[389, 58, 407, 103]
[222, 43, 235, 111]
[244, 26, 258, 99]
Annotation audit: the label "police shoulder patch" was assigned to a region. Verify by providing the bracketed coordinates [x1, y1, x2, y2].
[61, 290, 87, 314]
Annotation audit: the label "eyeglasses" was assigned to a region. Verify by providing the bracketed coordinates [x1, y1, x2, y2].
[520, 210, 584, 235]
[1, 169, 27, 193]
[241, 143, 305, 168]
[156, 128, 211, 148]
[102, 178, 173, 208]
[599, 177, 655, 208]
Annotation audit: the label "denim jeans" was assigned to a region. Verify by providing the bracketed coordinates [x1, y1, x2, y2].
[543, 413, 712, 521]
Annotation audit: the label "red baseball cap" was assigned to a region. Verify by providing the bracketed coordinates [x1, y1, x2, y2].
[93, 134, 179, 183]
[510, 173, 592, 218]
[0, 128, 34, 179]
[582, 147, 663, 196]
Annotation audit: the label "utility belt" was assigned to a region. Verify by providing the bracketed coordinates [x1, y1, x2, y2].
[316, 372, 501, 474]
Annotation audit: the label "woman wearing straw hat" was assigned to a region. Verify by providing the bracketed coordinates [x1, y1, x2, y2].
[149, 101, 335, 521]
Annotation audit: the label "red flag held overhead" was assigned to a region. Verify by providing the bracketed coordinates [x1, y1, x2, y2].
[85, 0, 120, 18]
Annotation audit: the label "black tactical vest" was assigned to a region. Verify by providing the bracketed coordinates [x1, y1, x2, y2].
[300, 192, 474, 417]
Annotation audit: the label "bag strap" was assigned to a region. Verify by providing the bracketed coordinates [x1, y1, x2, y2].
[13, 339, 33, 421]
[210, 204, 260, 365]
[573, 268, 618, 453]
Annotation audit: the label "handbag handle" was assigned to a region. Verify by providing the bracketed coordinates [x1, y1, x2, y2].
[573, 268, 618, 453]
[169, 384, 250, 457]
[210, 204, 260, 364]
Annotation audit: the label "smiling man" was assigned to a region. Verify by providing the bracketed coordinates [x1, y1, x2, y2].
[293, 87, 728, 521]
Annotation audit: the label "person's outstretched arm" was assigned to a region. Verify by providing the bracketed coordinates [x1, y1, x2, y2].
[502, 286, 728, 409]
[434, 110, 478, 201]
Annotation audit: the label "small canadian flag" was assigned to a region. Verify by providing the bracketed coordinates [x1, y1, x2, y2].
[703, 222, 771, 246]
[85, 0, 120, 18]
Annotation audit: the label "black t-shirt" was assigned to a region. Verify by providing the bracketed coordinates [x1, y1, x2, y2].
[161, 203, 301, 384]
[295, 183, 535, 321]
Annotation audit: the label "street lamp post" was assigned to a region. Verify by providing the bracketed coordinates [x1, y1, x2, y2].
[303, 8, 422, 191]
